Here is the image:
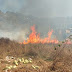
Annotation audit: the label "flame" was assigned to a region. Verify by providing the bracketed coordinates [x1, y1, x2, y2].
[65, 39, 72, 44]
[21, 25, 58, 44]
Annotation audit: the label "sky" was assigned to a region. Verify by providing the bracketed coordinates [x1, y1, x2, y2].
[0, 0, 72, 17]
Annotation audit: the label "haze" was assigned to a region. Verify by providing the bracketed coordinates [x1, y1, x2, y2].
[0, 0, 72, 41]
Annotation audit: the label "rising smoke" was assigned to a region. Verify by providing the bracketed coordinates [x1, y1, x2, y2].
[0, 0, 72, 41]
[0, 10, 72, 41]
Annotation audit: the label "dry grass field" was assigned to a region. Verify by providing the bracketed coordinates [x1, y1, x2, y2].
[0, 38, 72, 72]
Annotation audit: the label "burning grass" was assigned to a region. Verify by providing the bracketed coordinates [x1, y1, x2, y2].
[21, 25, 58, 44]
[0, 38, 72, 72]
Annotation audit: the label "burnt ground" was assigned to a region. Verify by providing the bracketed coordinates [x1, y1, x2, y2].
[0, 38, 72, 72]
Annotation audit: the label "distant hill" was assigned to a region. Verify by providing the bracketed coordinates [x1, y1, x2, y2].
[0, 11, 72, 41]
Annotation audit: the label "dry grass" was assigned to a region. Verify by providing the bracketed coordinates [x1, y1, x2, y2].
[0, 38, 72, 72]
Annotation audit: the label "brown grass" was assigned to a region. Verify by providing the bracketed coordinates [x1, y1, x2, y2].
[0, 38, 72, 72]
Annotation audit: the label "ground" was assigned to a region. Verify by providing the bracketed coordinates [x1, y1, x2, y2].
[0, 38, 72, 72]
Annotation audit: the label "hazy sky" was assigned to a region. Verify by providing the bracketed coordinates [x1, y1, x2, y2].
[0, 0, 72, 17]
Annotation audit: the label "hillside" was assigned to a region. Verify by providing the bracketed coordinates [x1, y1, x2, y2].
[0, 11, 72, 41]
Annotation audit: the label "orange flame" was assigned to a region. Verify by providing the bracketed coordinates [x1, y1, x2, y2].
[65, 39, 72, 44]
[21, 25, 58, 44]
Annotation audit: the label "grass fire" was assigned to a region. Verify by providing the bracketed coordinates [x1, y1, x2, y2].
[0, 29, 72, 72]
[0, 0, 72, 72]
[21, 25, 58, 44]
